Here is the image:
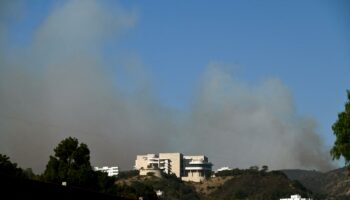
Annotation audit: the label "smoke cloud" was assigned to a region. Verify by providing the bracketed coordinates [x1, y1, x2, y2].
[0, 0, 334, 173]
[178, 65, 334, 171]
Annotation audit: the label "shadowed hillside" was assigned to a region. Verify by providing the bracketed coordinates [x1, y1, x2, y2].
[116, 169, 314, 200]
[206, 171, 312, 200]
[282, 167, 350, 199]
[0, 174, 128, 200]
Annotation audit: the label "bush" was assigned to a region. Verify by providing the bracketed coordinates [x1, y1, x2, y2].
[117, 170, 139, 179]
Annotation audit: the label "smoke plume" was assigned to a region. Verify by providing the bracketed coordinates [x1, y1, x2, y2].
[0, 0, 334, 172]
[178, 65, 333, 171]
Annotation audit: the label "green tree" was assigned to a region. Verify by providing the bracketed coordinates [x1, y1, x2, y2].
[23, 168, 36, 179]
[261, 165, 269, 173]
[0, 154, 25, 178]
[42, 137, 95, 188]
[130, 181, 158, 200]
[330, 90, 350, 171]
[42, 137, 120, 195]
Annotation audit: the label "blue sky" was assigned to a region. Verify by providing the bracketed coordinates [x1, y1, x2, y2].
[119, 0, 349, 147]
[1, 0, 349, 170]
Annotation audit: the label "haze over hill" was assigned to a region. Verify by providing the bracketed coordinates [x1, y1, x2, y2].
[0, 0, 343, 173]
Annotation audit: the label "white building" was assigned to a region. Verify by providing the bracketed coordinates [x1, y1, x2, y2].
[94, 166, 119, 177]
[216, 166, 232, 172]
[280, 194, 312, 200]
[135, 153, 212, 182]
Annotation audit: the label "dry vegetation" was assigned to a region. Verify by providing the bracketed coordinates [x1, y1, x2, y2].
[190, 176, 232, 196]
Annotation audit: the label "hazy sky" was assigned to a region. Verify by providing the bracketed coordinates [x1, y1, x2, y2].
[0, 0, 349, 172]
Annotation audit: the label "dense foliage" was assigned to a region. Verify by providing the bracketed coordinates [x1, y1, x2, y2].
[42, 137, 96, 188]
[117, 170, 139, 179]
[39, 137, 158, 199]
[41, 137, 120, 196]
[0, 154, 25, 178]
[331, 90, 350, 172]
[116, 172, 200, 200]
[144, 173, 200, 200]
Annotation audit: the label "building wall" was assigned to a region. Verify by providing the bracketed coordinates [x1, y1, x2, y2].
[181, 171, 206, 182]
[135, 154, 150, 170]
[135, 154, 171, 174]
[134, 152, 212, 182]
[159, 153, 182, 177]
[182, 155, 212, 182]
[183, 155, 207, 161]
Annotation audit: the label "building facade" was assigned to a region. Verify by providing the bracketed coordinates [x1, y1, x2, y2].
[135, 153, 212, 182]
[94, 166, 119, 177]
[181, 155, 213, 182]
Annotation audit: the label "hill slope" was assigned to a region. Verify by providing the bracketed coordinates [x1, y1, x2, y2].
[205, 171, 312, 200]
[116, 173, 200, 200]
[0, 174, 127, 200]
[117, 170, 313, 200]
[282, 167, 350, 199]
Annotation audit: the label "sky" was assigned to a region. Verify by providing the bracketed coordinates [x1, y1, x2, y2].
[0, 0, 349, 173]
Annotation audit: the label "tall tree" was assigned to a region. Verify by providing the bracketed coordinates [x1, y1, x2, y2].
[42, 137, 95, 187]
[330, 90, 350, 171]
[42, 137, 122, 196]
[0, 154, 25, 178]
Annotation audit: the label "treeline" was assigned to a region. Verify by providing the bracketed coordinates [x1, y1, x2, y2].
[0, 137, 157, 199]
[0, 154, 35, 179]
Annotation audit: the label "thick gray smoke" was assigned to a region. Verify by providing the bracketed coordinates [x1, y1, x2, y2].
[177, 65, 334, 171]
[0, 0, 173, 172]
[0, 0, 334, 173]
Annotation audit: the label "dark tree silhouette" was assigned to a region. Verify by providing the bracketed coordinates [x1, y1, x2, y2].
[42, 137, 95, 188]
[0, 154, 25, 178]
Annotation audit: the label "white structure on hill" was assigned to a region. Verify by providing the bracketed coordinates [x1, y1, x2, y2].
[280, 194, 312, 200]
[216, 166, 231, 172]
[135, 153, 212, 182]
[94, 166, 119, 177]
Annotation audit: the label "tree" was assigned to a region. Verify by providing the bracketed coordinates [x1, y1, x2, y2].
[130, 181, 158, 200]
[330, 90, 350, 171]
[42, 137, 95, 188]
[42, 137, 119, 195]
[261, 165, 269, 173]
[23, 168, 36, 179]
[249, 165, 259, 172]
[0, 154, 25, 178]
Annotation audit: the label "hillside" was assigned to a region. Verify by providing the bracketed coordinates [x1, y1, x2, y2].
[116, 170, 314, 200]
[116, 173, 200, 200]
[0, 174, 127, 200]
[282, 167, 350, 199]
[204, 171, 312, 200]
[281, 169, 322, 180]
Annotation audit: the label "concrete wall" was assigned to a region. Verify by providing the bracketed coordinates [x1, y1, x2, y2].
[135, 154, 150, 170]
[159, 153, 182, 177]
[183, 155, 207, 161]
